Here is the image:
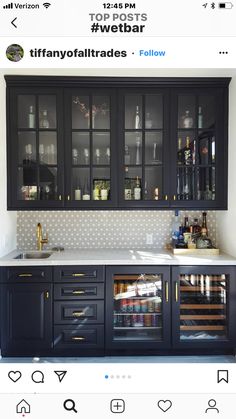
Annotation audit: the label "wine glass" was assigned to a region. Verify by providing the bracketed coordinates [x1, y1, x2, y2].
[72, 148, 79, 165]
[39, 144, 45, 163]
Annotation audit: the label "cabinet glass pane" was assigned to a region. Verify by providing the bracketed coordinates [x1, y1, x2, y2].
[72, 167, 90, 201]
[145, 94, 163, 129]
[17, 167, 37, 200]
[179, 274, 227, 341]
[177, 160, 216, 200]
[39, 132, 57, 164]
[125, 133, 142, 166]
[72, 96, 89, 129]
[125, 95, 142, 129]
[72, 132, 90, 165]
[144, 167, 163, 200]
[39, 166, 57, 200]
[92, 96, 110, 129]
[178, 95, 196, 129]
[18, 95, 36, 129]
[93, 133, 110, 165]
[18, 132, 36, 164]
[145, 132, 163, 165]
[198, 96, 215, 129]
[113, 274, 163, 342]
[93, 167, 110, 201]
[39, 95, 57, 129]
[124, 167, 142, 200]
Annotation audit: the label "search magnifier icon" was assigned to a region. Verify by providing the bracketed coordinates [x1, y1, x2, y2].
[63, 399, 78, 413]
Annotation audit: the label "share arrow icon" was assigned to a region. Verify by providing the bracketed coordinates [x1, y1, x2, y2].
[54, 370, 67, 383]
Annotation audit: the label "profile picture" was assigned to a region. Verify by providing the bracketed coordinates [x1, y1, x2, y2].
[6, 44, 24, 62]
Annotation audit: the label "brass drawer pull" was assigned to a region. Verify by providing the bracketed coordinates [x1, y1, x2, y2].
[67, 195, 71, 201]
[72, 290, 85, 295]
[165, 282, 169, 303]
[164, 194, 168, 200]
[72, 273, 86, 277]
[73, 311, 84, 317]
[175, 282, 179, 302]
[173, 194, 176, 201]
[58, 194, 62, 201]
[18, 273, 33, 277]
[72, 336, 85, 341]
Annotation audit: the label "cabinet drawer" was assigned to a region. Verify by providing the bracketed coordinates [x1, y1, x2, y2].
[54, 266, 104, 282]
[54, 300, 104, 324]
[54, 283, 104, 300]
[4, 267, 52, 282]
[54, 325, 104, 349]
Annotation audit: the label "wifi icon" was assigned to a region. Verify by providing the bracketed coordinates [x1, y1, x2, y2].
[43, 2, 51, 8]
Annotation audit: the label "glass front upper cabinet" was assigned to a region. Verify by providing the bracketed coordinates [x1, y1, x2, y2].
[121, 92, 168, 206]
[16, 93, 62, 206]
[66, 91, 115, 207]
[174, 93, 217, 206]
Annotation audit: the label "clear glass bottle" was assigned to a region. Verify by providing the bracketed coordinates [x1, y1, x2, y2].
[182, 110, 193, 128]
[82, 178, 90, 200]
[145, 112, 152, 129]
[134, 176, 141, 200]
[196, 228, 212, 249]
[134, 105, 141, 129]
[171, 210, 180, 247]
[124, 145, 131, 165]
[198, 106, 203, 128]
[135, 137, 141, 165]
[40, 110, 50, 129]
[28, 105, 35, 129]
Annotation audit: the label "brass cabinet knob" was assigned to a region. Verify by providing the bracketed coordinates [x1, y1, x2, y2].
[173, 195, 176, 201]
[164, 195, 168, 201]
[67, 195, 71, 201]
[72, 336, 85, 341]
[58, 194, 62, 201]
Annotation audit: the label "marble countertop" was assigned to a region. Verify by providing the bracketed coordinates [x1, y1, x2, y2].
[0, 248, 236, 266]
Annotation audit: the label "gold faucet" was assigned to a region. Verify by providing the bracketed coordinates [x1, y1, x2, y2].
[37, 223, 48, 251]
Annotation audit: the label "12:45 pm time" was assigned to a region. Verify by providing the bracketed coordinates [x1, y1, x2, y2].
[103, 3, 136, 9]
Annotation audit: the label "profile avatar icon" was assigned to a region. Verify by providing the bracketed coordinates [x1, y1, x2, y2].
[205, 399, 219, 414]
[6, 44, 24, 62]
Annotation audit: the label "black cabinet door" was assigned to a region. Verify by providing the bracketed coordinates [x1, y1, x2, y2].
[7, 86, 64, 209]
[105, 266, 171, 352]
[170, 87, 228, 209]
[64, 88, 118, 208]
[1, 283, 52, 356]
[171, 266, 236, 349]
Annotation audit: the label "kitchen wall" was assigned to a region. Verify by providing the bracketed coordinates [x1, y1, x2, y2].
[1, 68, 236, 256]
[17, 211, 217, 250]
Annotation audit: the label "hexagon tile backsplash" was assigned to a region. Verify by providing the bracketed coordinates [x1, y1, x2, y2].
[17, 210, 217, 250]
[17, 211, 216, 250]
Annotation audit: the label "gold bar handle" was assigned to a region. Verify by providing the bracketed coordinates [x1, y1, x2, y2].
[164, 195, 168, 201]
[73, 311, 84, 317]
[173, 195, 176, 201]
[72, 336, 85, 341]
[18, 273, 33, 277]
[72, 273, 86, 277]
[165, 282, 169, 302]
[58, 194, 62, 201]
[175, 282, 179, 302]
[67, 195, 71, 201]
[72, 290, 85, 295]
[45, 291, 49, 299]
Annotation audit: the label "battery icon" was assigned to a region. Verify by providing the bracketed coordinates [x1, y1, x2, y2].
[218, 2, 234, 8]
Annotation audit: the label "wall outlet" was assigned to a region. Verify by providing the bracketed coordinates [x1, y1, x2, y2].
[146, 233, 153, 245]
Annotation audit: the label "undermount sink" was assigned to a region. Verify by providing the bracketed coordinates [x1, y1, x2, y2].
[14, 251, 53, 259]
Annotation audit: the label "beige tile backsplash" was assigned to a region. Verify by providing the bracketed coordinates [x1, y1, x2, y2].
[17, 210, 217, 250]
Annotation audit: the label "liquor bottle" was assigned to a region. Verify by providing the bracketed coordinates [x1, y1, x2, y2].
[196, 228, 213, 249]
[134, 176, 141, 200]
[192, 218, 201, 237]
[182, 110, 193, 128]
[40, 109, 50, 129]
[124, 145, 131, 165]
[177, 137, 183, 165]
[171, 210, 180, 247]
[75, 182, 82, 200]
[183, 168, 191, 200]
[134, 105, 141, 129]
[198, 106, 203, 129]
[135, 137, 141, 165]
[145, 112, 152, 129]
[202, 211, 208, 234]
[28, 105, 35, 128]
[184, 137, 193, 165]
[82, 178, 90, 200]
[183, 216, 190, 233]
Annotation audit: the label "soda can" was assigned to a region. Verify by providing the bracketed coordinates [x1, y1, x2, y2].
[120, 299, 127, 312]
[144, 314, 152, 327]
[133, 300, 141, 313]
[147, 300, 154, 313]
[127, 299, 133, 312]
[124, 314, 132, 327]
[151, 314, 158, 327]
[141, 300, 148, 313]
[154, 301, 161, 313]
[117, 315, 123, 327]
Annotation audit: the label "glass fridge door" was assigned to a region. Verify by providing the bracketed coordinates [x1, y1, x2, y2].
[178, 273, 228, 341]
[113, 273, 164, 342]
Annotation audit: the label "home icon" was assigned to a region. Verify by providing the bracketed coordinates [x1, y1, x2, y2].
[16, 399, 31, 414]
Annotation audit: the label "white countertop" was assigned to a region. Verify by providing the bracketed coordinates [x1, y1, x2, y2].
[0, 248, 236, 266]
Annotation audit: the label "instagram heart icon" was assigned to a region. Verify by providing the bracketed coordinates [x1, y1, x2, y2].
[157, 399, 172, 412]
[8, 371, 22, 383]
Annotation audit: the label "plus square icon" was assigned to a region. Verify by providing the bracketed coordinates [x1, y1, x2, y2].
[110, 399, 125, 413]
